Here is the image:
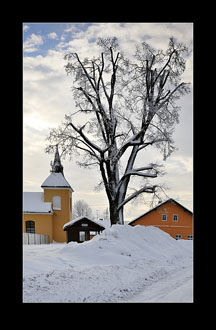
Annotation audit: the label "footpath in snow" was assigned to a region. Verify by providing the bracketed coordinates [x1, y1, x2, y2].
[122, 263, 193, 302]
[23, 224, 193, 303]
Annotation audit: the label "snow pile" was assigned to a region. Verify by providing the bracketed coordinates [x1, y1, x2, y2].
[23, 225, 193, 303]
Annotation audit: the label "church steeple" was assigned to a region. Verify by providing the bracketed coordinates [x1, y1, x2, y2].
[51, 145, 64, 175]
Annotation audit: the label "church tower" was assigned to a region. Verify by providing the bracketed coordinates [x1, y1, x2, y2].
[51, 145, 64, 175]
[41, 145, 74, 242]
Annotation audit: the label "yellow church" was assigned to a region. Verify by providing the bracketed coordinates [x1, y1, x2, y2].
[23, 146, 74, 243]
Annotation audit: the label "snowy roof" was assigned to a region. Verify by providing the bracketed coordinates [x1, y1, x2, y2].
[128, 198, 193, 225]
[41, 173, 74, 191]
[23, 192, 53, 214]
[63, 216, 106, 230]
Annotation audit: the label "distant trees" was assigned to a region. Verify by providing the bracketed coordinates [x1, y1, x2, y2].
[46, 37, 190, 225]
[72, 199, 93, 219]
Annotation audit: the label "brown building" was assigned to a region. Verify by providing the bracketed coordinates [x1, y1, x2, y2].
[63, 216, 106, 243]
[129, 198, 193, 240]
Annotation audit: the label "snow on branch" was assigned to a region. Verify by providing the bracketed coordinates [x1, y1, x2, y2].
[120, 166, 158, 181]
[117, 185, 157, 211]
[68, 122, 103, 154]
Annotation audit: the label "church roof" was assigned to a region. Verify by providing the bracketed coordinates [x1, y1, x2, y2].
[51, 145, 64, 175]
[41, 145, 74, 191]
[41, 172, 74, 191]
[23, 192, 53, 214]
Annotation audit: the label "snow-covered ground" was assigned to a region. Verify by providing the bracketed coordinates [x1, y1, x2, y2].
[23, 225, 193, 303]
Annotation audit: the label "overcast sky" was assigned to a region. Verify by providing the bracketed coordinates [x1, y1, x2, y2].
[23, 22, 193, 221]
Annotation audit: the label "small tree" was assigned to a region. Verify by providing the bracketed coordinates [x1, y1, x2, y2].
[72, 200, 93, 219]
[46, 37, 190, 225]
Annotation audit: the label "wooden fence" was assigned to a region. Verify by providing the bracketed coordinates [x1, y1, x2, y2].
[23, 232, 50, 245]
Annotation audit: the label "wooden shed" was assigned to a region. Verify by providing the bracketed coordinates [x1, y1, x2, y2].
[63, 216, 106, 243]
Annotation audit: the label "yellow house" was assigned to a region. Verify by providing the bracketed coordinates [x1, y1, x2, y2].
[23, 146, 74, 243]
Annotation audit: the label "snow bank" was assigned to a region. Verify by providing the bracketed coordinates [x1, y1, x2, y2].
[23, 225, 193, 303]
[59, 225, 188, 265]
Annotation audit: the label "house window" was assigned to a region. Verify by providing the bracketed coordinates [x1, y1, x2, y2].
[70, 197, 72, 212]
[53, 196, 61, 210]
[176, 234, 182, 240]
[26, 221, 35, 234]
[79, 231, 88, 242]
[173, 214, 178, 222]
[162, 214, 167, 221]
[188, 235, 193, 240]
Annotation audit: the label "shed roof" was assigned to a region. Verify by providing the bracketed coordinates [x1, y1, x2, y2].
[128, 198, 193, 225]
[23, 192, 53, 214]
[63, 216, 106, 231]
[41, 172, 74, 191]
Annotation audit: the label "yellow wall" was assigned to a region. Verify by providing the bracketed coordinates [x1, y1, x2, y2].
[44, 188, 72, 242]
[23, 213, 53, 242]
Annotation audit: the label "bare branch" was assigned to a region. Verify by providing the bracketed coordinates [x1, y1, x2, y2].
[68, 122, 103, 154]
[117, 185, 157, 211]
[157, 82, 185, 110]
[73, 53, 97, 92]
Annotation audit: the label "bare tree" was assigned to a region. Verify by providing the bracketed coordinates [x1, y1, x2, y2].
[46, 37, 190, 225]
[72, 200, 93, 219]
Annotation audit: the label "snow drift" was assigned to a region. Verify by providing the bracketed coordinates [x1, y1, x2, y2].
[23, 225, 193, 302]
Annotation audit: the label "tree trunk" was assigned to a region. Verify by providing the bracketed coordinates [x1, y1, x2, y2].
[109, 199, 121, 225]
[116, 145, 139, 225]
[118, 207, 124, 225]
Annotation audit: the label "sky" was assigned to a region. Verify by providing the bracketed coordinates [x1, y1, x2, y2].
[23, 22, 193, 221]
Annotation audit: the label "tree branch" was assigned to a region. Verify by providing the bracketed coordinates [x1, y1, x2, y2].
[154, 49, 176, 85]
[117, 185, 157, 211]
[74, 53, 97, 92]
[68, 122, 103, 154]
[157, 82, 184, 110]
[117, 165, 157, 194]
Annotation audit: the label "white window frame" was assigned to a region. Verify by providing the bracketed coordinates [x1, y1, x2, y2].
[173, 214, 178, 222]
[161, 214, 167, 221]
[188, 235, 193, 240]
[176, 234, 182, 240]
[53, 195, 61, 210]
[79, 231, 86, 242]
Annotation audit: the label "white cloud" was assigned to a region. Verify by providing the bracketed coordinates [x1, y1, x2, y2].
[23, 25, 30, 32]
[48, 32, 58, 39]
[24, 33, 44, 53]
[57, 23, 192, 83]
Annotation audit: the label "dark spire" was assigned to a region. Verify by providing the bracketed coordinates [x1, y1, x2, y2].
[51, 145, 64, 175]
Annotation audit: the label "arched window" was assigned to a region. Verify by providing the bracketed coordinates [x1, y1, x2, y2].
[53, 196, 61, 210]
[26, 220, 35, 234]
